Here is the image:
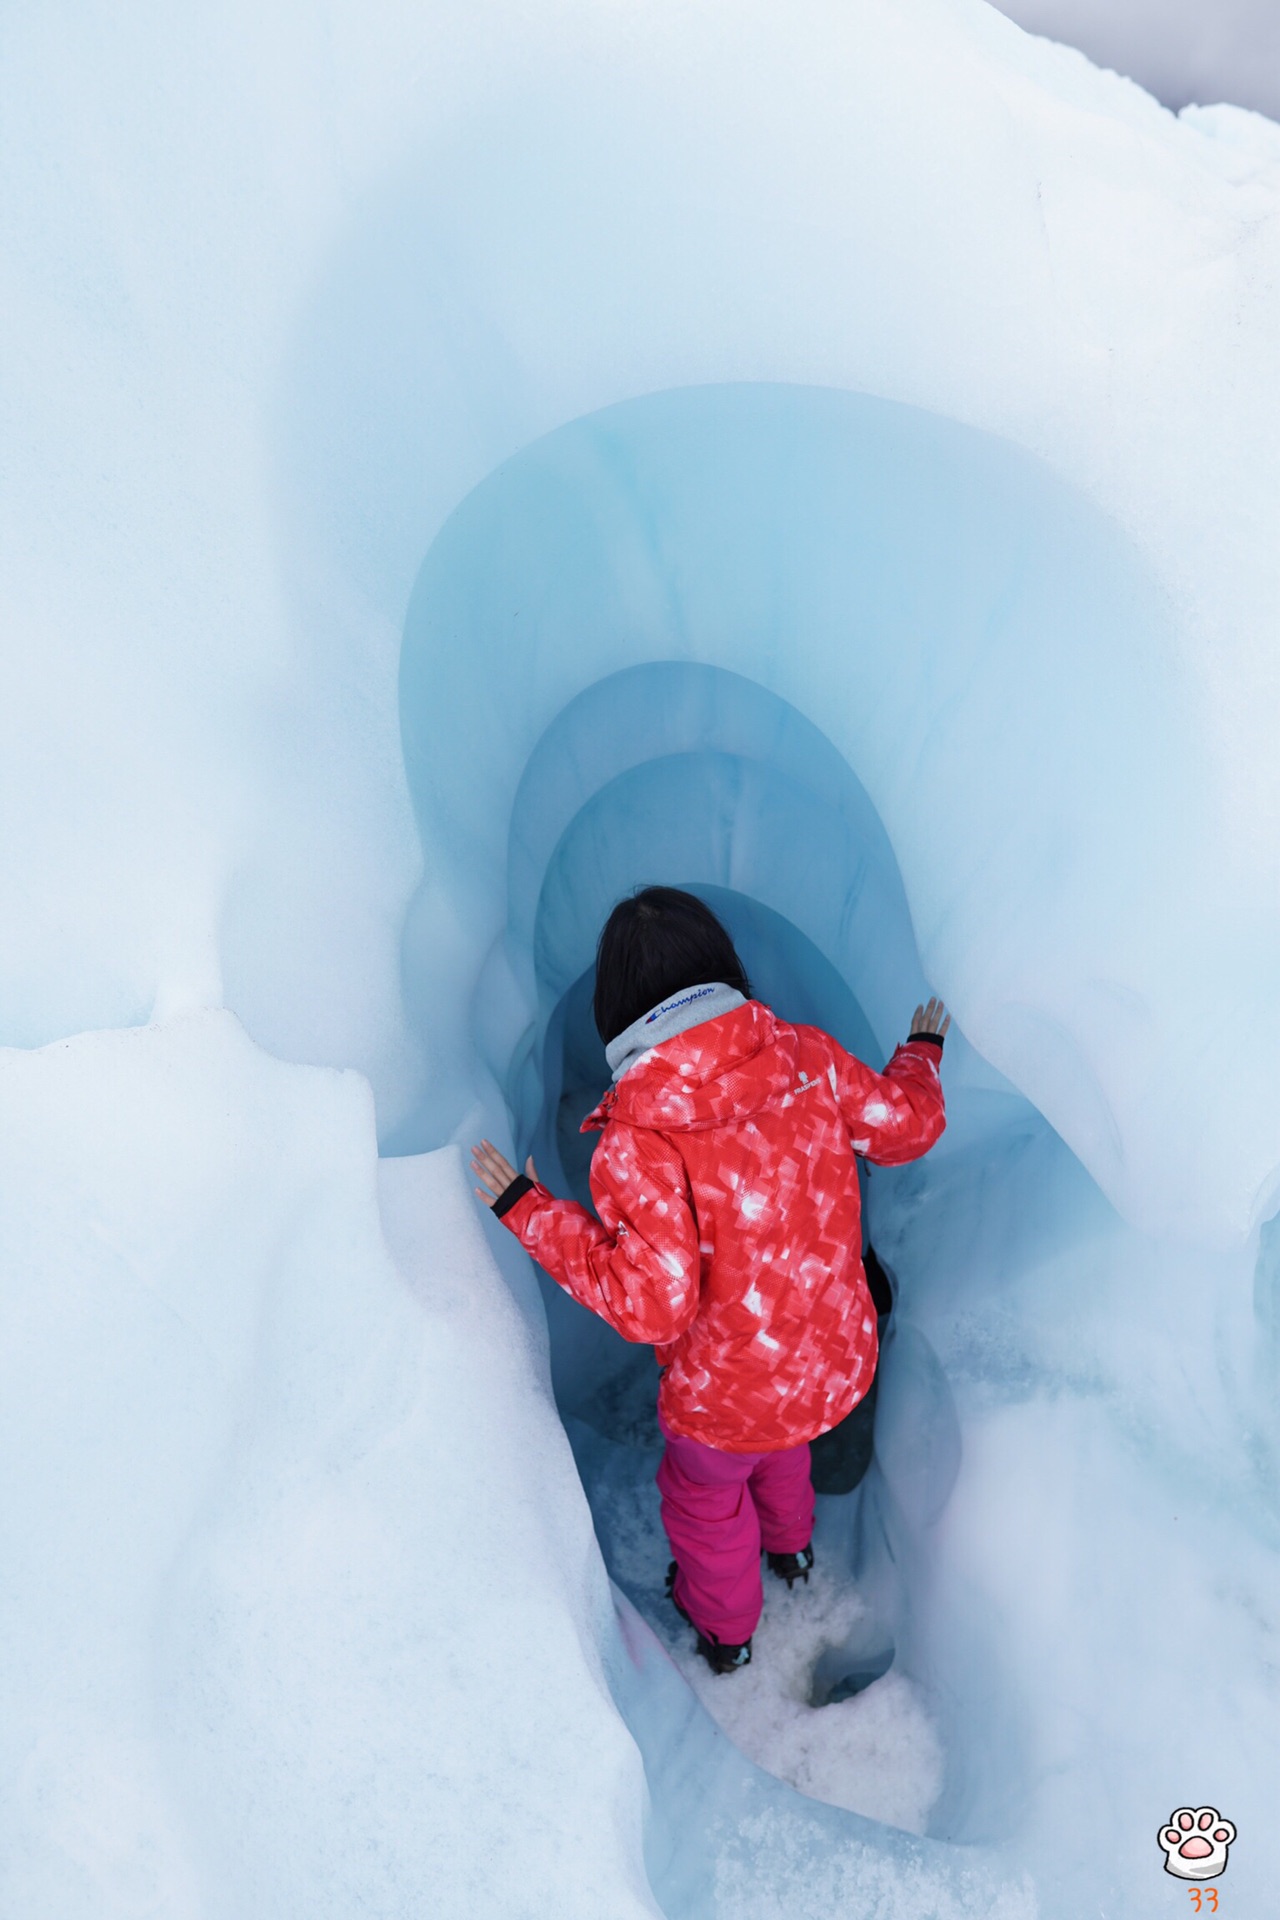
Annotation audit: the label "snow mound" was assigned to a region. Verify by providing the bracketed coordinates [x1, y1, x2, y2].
[0, 1019, 659, 1918]
[675, 1574, 944, 1835]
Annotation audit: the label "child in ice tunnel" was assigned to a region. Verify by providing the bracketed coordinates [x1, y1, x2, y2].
[471, 888, 947, 1674]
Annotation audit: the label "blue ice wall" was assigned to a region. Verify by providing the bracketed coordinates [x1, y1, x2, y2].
[397, 382, 1183, 1187]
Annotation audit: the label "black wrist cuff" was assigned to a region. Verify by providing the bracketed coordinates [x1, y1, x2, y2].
[907, 1031, 945, 1050]
[493, 1172, 536, 1219]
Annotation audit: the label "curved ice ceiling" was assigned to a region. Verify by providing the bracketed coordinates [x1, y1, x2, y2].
[398, 382, 1185, 1195]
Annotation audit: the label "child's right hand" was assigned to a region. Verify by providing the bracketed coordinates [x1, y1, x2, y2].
[911, 996, 951, 1040]
[470, 1139, 539, 1208]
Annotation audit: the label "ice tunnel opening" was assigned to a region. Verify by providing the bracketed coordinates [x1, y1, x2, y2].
[495, 677, 977, 1834]
[480, 671, 1000, 1850]
[504, 699, 925, 1422]
[544, 886, 880, 1219]
[396, 381, 1174, 1846]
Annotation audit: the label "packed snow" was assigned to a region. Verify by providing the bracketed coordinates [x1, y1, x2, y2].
[567, 1378, 945, 1833]
[0, 1021, 661, 1918]
[2, 0, 1279, 1915]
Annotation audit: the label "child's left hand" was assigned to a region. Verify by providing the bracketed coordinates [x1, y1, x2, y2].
[471, 1138, 539, 1208]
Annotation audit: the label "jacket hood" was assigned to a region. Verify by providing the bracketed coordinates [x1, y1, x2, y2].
[605, 981, 746, 1083]
[582, 1000, 798, 1133]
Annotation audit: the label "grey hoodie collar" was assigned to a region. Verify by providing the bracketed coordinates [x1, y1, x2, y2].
[605, 982, 747, 1083]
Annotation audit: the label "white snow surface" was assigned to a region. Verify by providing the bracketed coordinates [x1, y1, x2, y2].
[690, 1629, 941, 1836]
[3, 1, 1280, 1914]
[0, 1018, 659, 1918]
[604, 1461, 946, 1832]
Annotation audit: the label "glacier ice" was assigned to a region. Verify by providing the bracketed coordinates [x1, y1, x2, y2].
[0, 1020, 661, 1918]
[2, 0, 1280, 1915]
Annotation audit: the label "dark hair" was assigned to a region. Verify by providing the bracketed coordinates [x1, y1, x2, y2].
[592, 887, 752, 1043]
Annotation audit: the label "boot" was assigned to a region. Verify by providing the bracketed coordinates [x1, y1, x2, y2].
[665, 1562, 752, 1674]
[765, 1543, 815, 1589]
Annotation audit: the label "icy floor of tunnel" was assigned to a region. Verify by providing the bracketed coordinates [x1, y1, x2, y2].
[565, 1356, 944, 1834]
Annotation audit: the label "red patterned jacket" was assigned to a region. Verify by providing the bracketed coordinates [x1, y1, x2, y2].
[499, 1000, 945, 1452]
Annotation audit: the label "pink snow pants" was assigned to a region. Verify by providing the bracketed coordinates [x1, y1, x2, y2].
[657, 1411, 815, 1646]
